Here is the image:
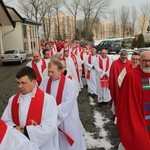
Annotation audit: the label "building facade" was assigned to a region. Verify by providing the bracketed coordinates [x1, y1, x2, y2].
[43, 12, 75, 41]
[0, 1, 41, 57]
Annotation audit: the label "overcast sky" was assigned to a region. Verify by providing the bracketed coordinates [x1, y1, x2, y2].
[4, 0, 150, 19]
[111, 0, 150, 9]
[6, 0, 150, 9]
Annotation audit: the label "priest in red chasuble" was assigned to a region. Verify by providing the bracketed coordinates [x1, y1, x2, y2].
[117, 51, 150, 150]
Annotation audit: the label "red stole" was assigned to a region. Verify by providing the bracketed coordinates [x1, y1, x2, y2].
[32, 59, 46, 86]
[86, 55, 92, 79]
[11, 88, 44, 126]
[49, 50, 54, 57]
[46, 74, 66, 105]
[99, 57, 109, 87]
[80, 52, 84, 60]
[80, 52, 85, 76]
[0, 119, 7, 144]
[80, 51, 89, 60]
[74, 46, 81, 55]
[71, 53, 80, 82]
[46, 74, 74, 145]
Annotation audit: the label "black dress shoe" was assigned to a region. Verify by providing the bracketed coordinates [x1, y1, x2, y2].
[98, 102, 103, 107]
[102, 102, 109, 105]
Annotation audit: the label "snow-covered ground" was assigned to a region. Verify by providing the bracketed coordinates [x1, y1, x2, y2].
[82, 97, 113, 150]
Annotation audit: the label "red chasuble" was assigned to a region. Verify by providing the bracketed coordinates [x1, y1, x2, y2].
[46, 74, 74, 146]
[32, 59, 46, 86]
[99, 56, 109, 87]
[117, 66, 150, 150]
[0, 119, 7, 144]
[109, 58, 131, 108]
[11, 88, 44, 126]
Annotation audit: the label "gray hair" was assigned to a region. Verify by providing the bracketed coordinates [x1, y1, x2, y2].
[120, 49, 128, 56]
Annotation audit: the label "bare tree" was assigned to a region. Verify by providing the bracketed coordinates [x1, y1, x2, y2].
[118, 5, 130, 38]
[63, 0, 81, 40]
[140, 2, 150, 34]
[53, 0, 63, 40]
[80, 0, 110, 40]
[42, 8, 55, 41]
[109, 8, 118, 37]
[17, 0, 54, 22]
[131, 5, 137, 35]
[17, 0, 55, 40]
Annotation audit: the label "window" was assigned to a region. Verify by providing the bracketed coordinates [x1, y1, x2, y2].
[23, 25, 27, 38]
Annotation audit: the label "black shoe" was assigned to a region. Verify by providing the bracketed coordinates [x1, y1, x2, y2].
[98, 102, 103, 107]
[102, 102, 109, 105]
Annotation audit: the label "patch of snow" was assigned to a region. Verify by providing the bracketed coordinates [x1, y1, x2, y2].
[83, 110, 113, 149]
[89, 96, 96, 106]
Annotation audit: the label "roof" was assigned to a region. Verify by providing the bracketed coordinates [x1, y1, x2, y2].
[6, 6, 23, 22]
[23, 18, 41, 26]
[0, 0, 15, 27]
[0, 1, 41, 27]
[6, 6, 41, 26]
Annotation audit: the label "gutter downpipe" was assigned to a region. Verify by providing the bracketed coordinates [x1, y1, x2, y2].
[2, 27, 15, 53]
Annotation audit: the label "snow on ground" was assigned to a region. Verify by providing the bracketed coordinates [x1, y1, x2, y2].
[82, 97, 113, 149]
[89, 96, 96, 106]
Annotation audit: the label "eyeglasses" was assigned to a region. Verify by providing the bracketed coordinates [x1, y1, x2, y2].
[33, 56, 39, 58]
[142, 60, 150, 63]
[131, 58, 140, 61]
[121, 57, 127, 59]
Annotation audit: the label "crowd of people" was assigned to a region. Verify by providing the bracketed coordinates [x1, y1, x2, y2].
[0, 39, 150, 150]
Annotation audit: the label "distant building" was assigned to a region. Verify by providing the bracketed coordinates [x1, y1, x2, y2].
[43, 12, 75, 41]
[93, 21, 123, 40]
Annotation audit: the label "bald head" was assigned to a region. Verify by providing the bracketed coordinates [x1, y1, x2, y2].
[140, 51, 150, 73]
[32, 51, 41, 63]
[101, 49, 108, 58]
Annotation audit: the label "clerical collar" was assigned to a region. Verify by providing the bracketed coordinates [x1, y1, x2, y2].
[17, 86, 37, 104]
[53, 78, 60, 81]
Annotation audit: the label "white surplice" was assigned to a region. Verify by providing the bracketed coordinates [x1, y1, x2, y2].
[0, 126, 39, 150]
[26, 59, 48, 76]
[84, 55, 99, 95]
[65, 55, 84, 91]
[39, 77, 86, 150]
[1, 87, 59, 150]
[97, 56, 112, 102]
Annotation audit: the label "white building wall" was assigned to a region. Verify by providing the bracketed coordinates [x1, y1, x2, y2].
[2, 22, 24, 51]
[0, 26, 4, 56]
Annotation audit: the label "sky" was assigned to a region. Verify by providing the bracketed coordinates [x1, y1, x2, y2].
[111, 0, 150, 9]
[4, 0, 150, 16]
[5, 0, 150, 10]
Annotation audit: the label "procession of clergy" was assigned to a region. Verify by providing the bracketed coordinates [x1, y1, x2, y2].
[0, 39, 146, 150]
